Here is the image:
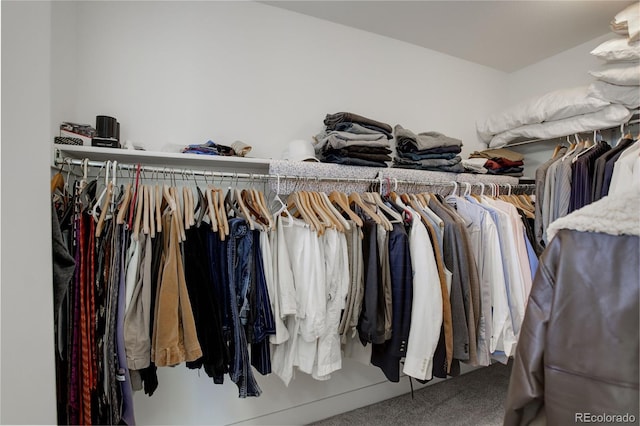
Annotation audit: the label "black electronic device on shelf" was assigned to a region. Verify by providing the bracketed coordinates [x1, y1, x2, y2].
[92, 115, 120, 148]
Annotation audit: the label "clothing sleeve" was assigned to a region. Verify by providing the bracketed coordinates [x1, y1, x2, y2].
[504, 235, 559, 426]
[275, 219, 297, 316]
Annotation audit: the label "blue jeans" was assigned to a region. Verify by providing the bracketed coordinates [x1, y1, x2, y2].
[227, 218, 261, 397]
[250, 230, 276, 375]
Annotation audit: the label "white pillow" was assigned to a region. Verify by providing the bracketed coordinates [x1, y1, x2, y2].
[476, 86, 610, 142]
[588, 80, 640, 109]
[487, 104, 632, 148]
[589, 63, 640, 86]
[614, 3, 640, 42]
[590, 37, 640, 62]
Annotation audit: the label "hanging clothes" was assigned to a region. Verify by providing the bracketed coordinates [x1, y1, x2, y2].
[53, 163, 542, 419]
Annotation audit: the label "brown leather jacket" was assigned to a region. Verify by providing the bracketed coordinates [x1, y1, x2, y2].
[504, 192, 640, 425]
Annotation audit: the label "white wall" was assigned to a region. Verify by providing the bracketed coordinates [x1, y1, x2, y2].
[506, 33, 611, 105]
[50, 1, 79, 141]
[504, 33, 613, 177]
[1, 1, 58, 424]
[71, 1, 508, 161]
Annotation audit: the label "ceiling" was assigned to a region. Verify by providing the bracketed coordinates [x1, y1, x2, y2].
[262, 1, 635, 72]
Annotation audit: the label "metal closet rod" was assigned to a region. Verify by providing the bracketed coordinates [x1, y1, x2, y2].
[56, 157, 531, 189]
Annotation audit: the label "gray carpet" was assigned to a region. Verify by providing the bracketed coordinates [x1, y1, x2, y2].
[308, 362, 512, 426]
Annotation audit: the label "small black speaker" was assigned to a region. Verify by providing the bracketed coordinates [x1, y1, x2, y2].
[95, 115, 117, 139]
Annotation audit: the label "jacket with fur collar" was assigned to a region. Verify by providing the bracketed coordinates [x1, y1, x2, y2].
[504, 191, 640, 425]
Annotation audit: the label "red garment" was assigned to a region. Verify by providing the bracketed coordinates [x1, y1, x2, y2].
[485, 157, 524, 170]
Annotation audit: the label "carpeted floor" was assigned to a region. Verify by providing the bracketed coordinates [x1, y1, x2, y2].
[308, 362, 512, 426]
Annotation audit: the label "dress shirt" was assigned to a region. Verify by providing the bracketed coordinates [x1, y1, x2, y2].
[609, 141, 640, 195]
[535, 147, 566, 253]
[552, 143, 585, 224]
[592, 138, 635, 202]
[402, 208, 443, 380]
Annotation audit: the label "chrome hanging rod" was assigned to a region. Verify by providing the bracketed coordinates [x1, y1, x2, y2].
[55, 156, 533, 189]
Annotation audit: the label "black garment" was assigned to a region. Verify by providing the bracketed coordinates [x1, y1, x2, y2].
[485, 167, 524, 177]
[517, 209, 536, 256]
[371, 223, 413, 382]
[183, 226, 229, 380]
[568, 141, 611, 213]
[207, 230, 231, 384]
[397, 144, 462, 155]
[52, 204, 75, 324]
[592, 138, 635, 202]
[249, 229, 276, 376]
[334, 145, 392, 155]
[357, 220, 385, 345]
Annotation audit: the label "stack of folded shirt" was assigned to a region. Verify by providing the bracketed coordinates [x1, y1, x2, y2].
[182, 140, 252, 157]
[393, 125, 464, 173]
[313, 112, 393, 167]
[466, 147, 525, 177]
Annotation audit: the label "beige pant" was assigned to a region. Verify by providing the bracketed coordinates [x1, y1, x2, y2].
[151, 212, 202, 367]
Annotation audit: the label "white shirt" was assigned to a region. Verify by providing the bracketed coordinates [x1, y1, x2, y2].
[610, 141, 640, 196]
[402, 207, 443, 381]
[479, 197, 527, 338]
[462, 197, 516, 359]
[261, 229, 289, 345]
[314, 229, 350, 380]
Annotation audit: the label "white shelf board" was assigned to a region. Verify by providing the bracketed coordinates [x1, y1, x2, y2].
[53, 144, 272, 173]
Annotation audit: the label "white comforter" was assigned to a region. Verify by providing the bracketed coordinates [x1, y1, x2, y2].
[486, 104, 632, 148]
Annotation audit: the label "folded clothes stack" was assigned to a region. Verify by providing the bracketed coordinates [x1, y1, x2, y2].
[182, 140, 252, 157]
[393, 125, 464, 173]
[313, 112, 393, 167]
[465, 148, 525, 177]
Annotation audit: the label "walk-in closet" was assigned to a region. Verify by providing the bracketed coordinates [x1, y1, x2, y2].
[2, 1, 638, 425]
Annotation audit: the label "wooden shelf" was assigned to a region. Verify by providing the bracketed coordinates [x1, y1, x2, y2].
[53, 144, 272, 174]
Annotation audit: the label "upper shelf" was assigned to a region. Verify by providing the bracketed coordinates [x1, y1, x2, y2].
[53, 144, 272, 174]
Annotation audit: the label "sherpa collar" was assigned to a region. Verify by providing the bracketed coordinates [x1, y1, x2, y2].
[547, 190, 640, 241]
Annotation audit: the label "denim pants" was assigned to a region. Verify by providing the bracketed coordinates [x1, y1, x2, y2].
[250, 229, 276, 375]
[227, 218, 261, 397]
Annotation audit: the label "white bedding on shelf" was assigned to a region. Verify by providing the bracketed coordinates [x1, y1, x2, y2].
[476, 86, 610, 143]
[487, 104, 632, 148]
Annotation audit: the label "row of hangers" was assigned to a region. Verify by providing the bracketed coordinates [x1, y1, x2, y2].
[52, 160, 535, 241]
[284, 179, 535, 235]
[52, 160, 283, 241]
[551, 123, 639, 162]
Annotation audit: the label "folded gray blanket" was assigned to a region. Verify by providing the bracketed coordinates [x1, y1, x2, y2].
[324, 112, 393, 134]
[395, 124, 462, 151]
[313, 131, 390, 153]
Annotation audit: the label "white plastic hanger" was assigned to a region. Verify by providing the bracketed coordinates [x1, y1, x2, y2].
[91, 160, 111, 223]
[271, 176, 293, 228]
[573, 130, 600, 163]
[445, 180, 459, 206]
